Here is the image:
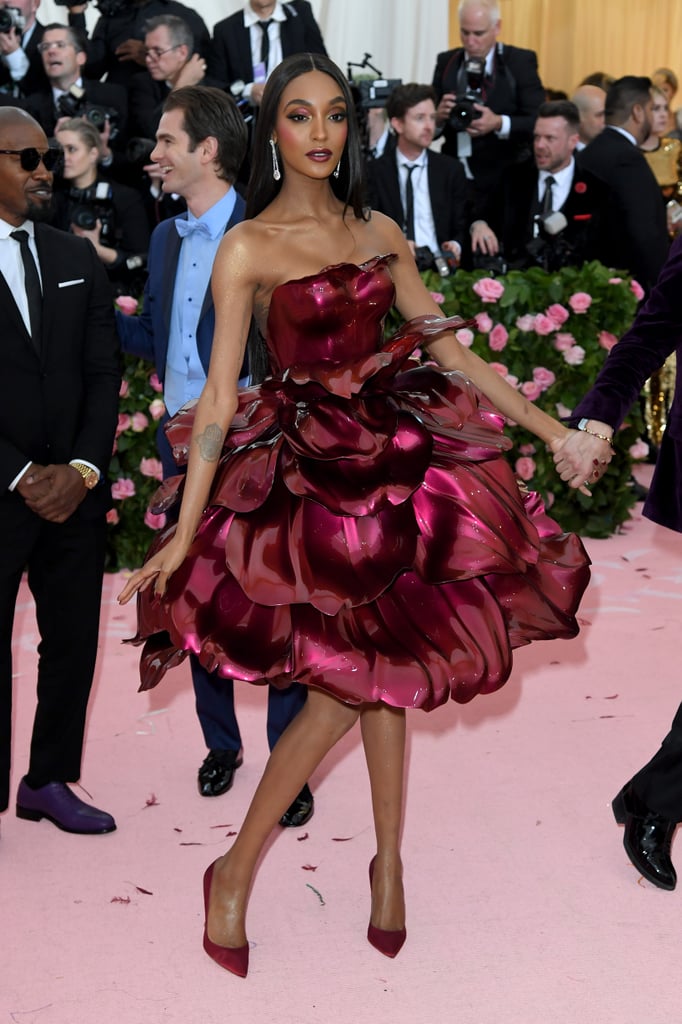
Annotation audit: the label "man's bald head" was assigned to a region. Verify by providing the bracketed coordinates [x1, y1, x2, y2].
[571, 84, 606, 144]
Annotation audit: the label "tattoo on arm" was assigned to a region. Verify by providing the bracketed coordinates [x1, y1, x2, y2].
[195, 423, 223, 462]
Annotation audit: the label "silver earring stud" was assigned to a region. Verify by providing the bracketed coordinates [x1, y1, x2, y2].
[270, 138, 281, 181]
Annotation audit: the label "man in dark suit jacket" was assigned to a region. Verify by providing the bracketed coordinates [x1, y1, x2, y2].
[366, 83, 469, 270]
[578, 75, 669, 293]
[128, 14, 221, 141]
[432, 0, 544, 219]
[208, 1, 326, 104]
[116, 86, 313, 827]
[554, 234, 682, 893]
[0, 0, 47, 97]
[474, 99, 607, 271]
[24, 23, 128, 146]
[0, 106, 120, 834]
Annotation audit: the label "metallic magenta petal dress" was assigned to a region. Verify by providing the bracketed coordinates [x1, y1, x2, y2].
[130, 255, 590, 710]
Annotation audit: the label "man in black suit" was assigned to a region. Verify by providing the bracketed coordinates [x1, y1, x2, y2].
[0, 106, 120, 834]
[24, 23, 128, 148]
[208, 0, 326, 107]
[473, 100, 607, 271]
[579, 75, 669, 293]
[366, 83, 470, 271]
[432, 0, 544, 219]
[129, 14, 218, 141]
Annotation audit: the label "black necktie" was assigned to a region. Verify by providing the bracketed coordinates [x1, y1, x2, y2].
[403, 164, 416, 241]
[258, 19, 272, 70]
[10, 229, 42, 347]
[541, 174, 556, 217]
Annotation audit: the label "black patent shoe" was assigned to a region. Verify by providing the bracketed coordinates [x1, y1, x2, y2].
[279, 783, 314, 828]
[612, 781, 677, 890]
[198, 749, 243, 797]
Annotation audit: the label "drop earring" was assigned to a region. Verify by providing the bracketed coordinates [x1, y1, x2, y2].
[270, 138, 281, 181]
[333, 160, 341, 179]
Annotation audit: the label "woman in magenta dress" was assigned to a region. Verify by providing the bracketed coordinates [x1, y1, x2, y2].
[119, 54, 594, 977]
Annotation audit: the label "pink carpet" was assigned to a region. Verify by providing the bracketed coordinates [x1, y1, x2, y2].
[3, 489, 682, 1023]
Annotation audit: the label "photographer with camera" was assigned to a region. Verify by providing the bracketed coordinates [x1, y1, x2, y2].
[24, 23, 128, 155]
[128, 14, 219, 141]
[52, 116, 149, 291]
[0, 0, 47, 96]
[432, 0, 544, 220]
[366, 83, 473, 277]
[472, 100, 608, 273]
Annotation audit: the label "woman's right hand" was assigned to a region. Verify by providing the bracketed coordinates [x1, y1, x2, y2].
[117, 535, 189, 604]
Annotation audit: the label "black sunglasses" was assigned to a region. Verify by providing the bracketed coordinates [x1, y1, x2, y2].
[0, 147, 62, 172]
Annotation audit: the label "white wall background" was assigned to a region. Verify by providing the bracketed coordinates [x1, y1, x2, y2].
[38, 1, 449, 85]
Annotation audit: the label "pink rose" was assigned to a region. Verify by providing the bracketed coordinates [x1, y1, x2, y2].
[119, 379, 129, 398]
[116, 413, 131, 436]
[115, 295, 138, 316]
[546, 303, 569, 327]
[608, 277, 623, 284]
[475, 311, 493, 333]
[532, 366, 556, 391]
[489, 362, 509, 376]
[519, 443, 536, 455]
[144, 509, 167, 531]
[430, 291, 445, 304]
[568, 291, 592, 313]
[563, 345, 586, 366]
[149, 372, 163, 393]
[520, 380, 542, 401]
[455, 327, 474, 347]
[131, 411, 149, 432]
[149, 398, 166, 420]
[473, 277, 505, 303]
[505, 374, 519, 389]
[598, 330, 618, 351]
[630, 279, 645, 301]
[488, 323, 508, 351]
[139, 457, 163, 480]
[629, 439, 649, 460]
[106, 508, 119, 525]
[515, 456, 536, 481]
[515, 314, 536, 332]
[534, 313, 555, 336]
[555, 402, 572, 419]
[111, 477, 136, 500]
[553, 332, 576, 352]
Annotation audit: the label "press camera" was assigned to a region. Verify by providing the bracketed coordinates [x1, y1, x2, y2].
[448, 56, 485, 130]
[0, 6, 25, 34]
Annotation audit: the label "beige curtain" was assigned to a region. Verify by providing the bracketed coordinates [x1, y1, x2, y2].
[449, 0, 682, 96]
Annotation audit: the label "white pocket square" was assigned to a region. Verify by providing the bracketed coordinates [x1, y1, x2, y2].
[58, 278, 85, 288]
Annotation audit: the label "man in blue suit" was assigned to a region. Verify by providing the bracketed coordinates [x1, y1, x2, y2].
[116, 85, 313, 827]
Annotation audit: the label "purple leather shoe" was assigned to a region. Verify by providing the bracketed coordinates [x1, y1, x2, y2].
[16, 779, 116, 834]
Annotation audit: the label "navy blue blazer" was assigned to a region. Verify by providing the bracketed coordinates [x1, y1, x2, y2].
[116, 191, 246, 386]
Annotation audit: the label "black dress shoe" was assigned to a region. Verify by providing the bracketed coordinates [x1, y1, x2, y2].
[612, 781, 677, 890]
[279, 783, 314, 828]
[198, 749, 243, 797]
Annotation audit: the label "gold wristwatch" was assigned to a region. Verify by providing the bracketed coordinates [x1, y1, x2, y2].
[70, 461, 99, 489]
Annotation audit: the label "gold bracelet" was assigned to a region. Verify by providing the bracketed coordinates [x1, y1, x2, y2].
[577, 420, 615, 448]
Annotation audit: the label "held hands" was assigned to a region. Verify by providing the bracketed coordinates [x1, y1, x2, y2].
[18, 464, 88, 522]
[117, 534, 189, 605]
[551, 427, 614, 494]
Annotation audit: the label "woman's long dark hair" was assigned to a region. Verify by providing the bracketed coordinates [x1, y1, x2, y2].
[246, 54, 369, 381]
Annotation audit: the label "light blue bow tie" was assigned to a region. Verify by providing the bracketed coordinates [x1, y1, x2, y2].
[175, 217, 212, 240]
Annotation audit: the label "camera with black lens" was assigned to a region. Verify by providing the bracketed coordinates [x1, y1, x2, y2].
[0, 6, 25, 34]
[57, 86, 120, 141]
[448, 56, 485, 131]
[525, 211, 574, 271]
[92, 0, 132, 14]
[414, 246, 456, 278]
[472, 251, 509, 276]
[69, 182, 115, 245]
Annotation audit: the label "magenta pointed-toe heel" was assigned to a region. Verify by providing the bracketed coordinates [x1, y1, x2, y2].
[202, 861, 249, 977]
[367, 856, 407, 958]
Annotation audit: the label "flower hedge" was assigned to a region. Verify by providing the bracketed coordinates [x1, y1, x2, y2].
[105, 262, 647, 570]
[387, 261, 647, 538]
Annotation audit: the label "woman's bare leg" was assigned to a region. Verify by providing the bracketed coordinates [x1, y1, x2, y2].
[360, 704, 407, 931]
[207, 688, 360, 948]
